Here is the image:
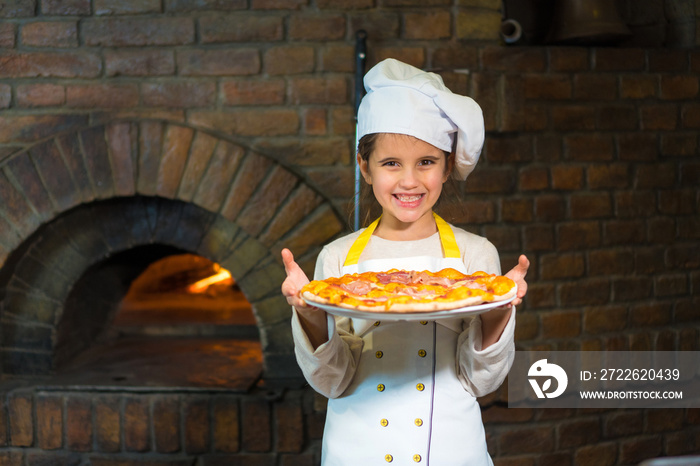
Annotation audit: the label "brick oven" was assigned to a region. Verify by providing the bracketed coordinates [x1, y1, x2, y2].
[0, 121, 341, 464]
[0, 1, 699, 465]
[0, 121, 344, 379]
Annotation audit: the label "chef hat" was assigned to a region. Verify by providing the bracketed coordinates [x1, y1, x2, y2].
[357, 58, 485, 180]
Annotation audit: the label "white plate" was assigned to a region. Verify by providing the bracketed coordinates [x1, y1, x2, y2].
[306, 297, 514, 322]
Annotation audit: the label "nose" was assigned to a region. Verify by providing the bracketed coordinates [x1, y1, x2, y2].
[398, 166, 419, 189]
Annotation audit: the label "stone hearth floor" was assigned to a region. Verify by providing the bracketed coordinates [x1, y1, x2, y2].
[42, 336, 263, 392]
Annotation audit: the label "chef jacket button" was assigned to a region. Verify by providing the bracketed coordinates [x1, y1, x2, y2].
[376, 351, 383, 359]
[374, 321, 381, 326]
[377, 384, 385, 392]
[385, 454, 393, 462]
[420, 321, 428, 325]
[416, 383, 425, 391]
[413, 454, 422, 462]
[380, 418, 389, 427]
[418, 349, 427, 358]
[414, 418, 423, 427]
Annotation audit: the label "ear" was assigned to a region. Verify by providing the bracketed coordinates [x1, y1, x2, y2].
[443, 152, 456, 182]
[358, 152, 372, 184]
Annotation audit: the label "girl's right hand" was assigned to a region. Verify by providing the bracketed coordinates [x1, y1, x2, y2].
[281, 248, 330, 348]
[281, 248, 312, 310]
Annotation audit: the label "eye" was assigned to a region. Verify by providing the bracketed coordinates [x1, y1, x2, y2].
[418, 158, 438, 166]
[381, 160, 399, 167]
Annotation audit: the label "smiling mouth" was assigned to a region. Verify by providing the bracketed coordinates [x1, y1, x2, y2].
[393, 194, 424, 203]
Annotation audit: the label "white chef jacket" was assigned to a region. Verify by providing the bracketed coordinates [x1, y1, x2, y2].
[292, 214, 516, 465]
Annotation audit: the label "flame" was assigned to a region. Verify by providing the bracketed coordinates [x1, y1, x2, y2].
[187, 265, 232, 293]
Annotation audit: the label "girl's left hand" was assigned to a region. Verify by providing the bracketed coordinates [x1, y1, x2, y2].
[505, 254, 530, 307]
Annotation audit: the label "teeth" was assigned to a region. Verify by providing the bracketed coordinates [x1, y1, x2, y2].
[396, 194, 422, 202]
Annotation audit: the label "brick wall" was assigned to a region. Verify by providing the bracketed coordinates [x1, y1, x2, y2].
[465, 46, 700, 351]
[0, 1, 698, 465]
[0, 387, 323, 465]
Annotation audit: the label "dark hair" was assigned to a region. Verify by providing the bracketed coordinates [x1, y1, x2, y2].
[351, 133, 463, 228]
[357, 133, 381, 163]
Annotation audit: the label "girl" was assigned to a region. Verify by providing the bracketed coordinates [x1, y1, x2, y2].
[282, 59, 529, 465]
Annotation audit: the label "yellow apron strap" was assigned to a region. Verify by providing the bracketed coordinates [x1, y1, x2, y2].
[343, 213, 461, 266]
[343, 217, 381, 267]
[433, 212, 461, 259]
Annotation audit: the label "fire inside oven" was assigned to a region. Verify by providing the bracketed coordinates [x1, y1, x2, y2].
[116, 254, 255, 332]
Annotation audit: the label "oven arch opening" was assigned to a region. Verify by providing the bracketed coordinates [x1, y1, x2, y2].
[51, 246, 264, 391]
[0, 196, 304, 389]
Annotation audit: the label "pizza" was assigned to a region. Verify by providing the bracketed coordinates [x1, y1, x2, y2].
[300, 268, 517, 313]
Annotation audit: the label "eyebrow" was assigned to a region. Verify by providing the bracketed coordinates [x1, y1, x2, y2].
[374, 154, 442, 163]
